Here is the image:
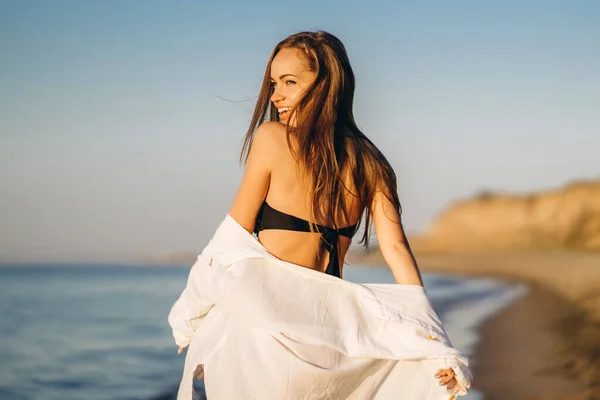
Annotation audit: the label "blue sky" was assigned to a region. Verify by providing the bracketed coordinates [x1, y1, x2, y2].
[1, 1, 599, 262]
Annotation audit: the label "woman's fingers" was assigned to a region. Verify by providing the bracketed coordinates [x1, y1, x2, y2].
[434, 368, 456, 385]
[446, 379, 457, 392]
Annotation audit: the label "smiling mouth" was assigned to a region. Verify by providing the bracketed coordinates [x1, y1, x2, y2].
[278, 107, 291, 120]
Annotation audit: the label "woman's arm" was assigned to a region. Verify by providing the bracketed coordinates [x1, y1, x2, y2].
[228, 123, 277, 233]
[371, 190, 424, 286]
[373, 189, 460, 386]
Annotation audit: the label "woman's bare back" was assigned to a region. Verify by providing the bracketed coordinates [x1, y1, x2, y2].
[256, 123, 363, 275]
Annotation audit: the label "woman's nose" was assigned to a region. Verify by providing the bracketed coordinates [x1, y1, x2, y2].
[271, 88, 284, 103]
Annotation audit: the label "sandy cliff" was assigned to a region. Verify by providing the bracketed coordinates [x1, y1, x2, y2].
[413, 179, 600, 252]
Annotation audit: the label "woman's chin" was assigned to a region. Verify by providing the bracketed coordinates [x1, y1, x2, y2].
[280, 118, 297, 127]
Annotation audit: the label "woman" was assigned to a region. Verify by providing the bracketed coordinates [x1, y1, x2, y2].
[169, 31, 471, 399]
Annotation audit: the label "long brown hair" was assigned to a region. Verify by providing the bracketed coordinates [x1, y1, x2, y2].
[241, 31, 401, 249]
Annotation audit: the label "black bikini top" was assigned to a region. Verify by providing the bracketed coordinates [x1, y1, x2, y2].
[254, 201, 358, 278]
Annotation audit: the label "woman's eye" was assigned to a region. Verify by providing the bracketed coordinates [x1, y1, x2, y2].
[286, 80, 296, 85]
[270, 81, 277, 87]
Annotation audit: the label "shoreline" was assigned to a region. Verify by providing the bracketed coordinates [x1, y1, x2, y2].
[349, 250, 600, 399]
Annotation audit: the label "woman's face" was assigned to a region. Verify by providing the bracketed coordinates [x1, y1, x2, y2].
[270, 47, 317, 127]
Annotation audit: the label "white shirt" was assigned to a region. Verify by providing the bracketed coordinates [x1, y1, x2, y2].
[168, 214, 472, 399]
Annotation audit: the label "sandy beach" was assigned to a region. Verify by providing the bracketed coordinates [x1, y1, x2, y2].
[352, 250, 600, 399]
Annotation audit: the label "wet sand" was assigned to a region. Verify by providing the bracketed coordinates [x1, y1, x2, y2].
[471, 284, 587, 400]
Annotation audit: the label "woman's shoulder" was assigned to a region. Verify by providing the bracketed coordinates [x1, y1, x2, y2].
[252, 122, 288, 151]
[255, 121, 287, 137]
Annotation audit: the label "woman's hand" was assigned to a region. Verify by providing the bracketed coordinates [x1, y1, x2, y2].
[178, 346, 184, 354]
[435, 367, 457, 388]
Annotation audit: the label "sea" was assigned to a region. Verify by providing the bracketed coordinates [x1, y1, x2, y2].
[0, 263, 526, 400]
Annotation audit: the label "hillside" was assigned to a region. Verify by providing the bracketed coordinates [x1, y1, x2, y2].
[411, 179, 600, 253]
